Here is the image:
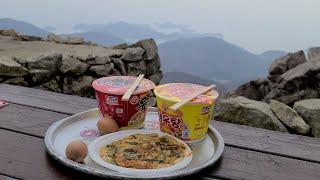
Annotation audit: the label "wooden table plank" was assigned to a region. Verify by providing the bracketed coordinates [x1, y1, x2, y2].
[1, 84, 320, 163]
[0, 84, 96, 114]
[1, 128, 320, 180]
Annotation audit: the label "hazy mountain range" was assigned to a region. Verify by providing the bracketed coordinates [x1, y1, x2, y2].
[0, 18, 286, 90]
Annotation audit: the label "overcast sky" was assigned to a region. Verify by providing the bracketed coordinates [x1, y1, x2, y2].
[1, 0, 320, 53]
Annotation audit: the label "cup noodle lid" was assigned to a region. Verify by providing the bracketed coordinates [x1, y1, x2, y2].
[92, 76, 156, 95]
[154, 83, 219, 104]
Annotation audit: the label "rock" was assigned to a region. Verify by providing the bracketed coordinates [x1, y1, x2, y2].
[13, 35, 42, 41]
[147, 71, 163, 84]
[0, 56, 29, 76]
[66, 37, 84, 45]
[133, 39, 157, 60]
[38, 78, 61, 93]
[112, 43, 129, 49]
[27, 53, 62, 77]
[47, 33, 65, 43]
[29, 69, 51, 84]
[127, 61, 147, 76]
[4, 77, 28, 86]
[146, 55, 161, 76]
[308, 47, 320, 60]
[113, 68, 122, 76]
[277, 88, 319, 106]
[294, 99, 320, 137]
[214, 96, 288, 132]
[13, 57, 28, 67]
[59, 56, 89, 75]
[270, 100, 310, 134]
[112, 58, 127, 75]
[0, 76, 4, 82]
[279, 60, 320, 91]
[121, 47, 145, 61]
[0, 29, 18, 36]
[71, 76, 95, 97]
[268, 51, 307, 82]
[89, 63, 114, 76]
[86, 56, 111, 65]
[228, 78, 270, 101]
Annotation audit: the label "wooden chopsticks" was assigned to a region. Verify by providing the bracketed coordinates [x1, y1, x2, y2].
[121, 74, 145, 101]
[169, 84, 216, 111]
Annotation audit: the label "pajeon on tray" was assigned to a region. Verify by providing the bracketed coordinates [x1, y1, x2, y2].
[44, 107, 224, 179]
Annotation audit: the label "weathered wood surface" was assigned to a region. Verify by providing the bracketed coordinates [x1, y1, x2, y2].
[1, 84, 320, 163]
[1, 84, 320, 179]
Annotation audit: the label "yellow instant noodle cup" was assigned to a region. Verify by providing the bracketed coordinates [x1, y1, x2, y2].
[154, 83, 219, 143]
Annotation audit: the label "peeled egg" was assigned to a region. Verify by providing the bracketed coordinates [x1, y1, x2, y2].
[97, 116, 119, 135]
[65, 140, 88, 163]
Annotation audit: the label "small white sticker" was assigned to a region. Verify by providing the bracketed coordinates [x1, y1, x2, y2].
[116, 108, 124, 114]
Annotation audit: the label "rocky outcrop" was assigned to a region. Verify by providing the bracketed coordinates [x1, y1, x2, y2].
[294, 99, 320, 138]
[308, 47, 320, 60]
[214, 96, 288, 132]
[270, 100, 310, 134]
[228, 48, 320, 107]
[0, 31, 162, 98]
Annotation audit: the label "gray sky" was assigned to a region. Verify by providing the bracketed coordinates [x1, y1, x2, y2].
[1, 0, 320, 53]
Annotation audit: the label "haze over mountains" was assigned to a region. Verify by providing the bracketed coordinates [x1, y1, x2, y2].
[0, 18, 286, 90]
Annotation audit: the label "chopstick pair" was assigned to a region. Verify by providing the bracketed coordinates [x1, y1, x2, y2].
[121, 74, 216, 111]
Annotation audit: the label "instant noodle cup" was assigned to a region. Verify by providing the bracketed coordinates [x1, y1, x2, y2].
[154, 83, 219, 143]
[92, 76, 156, 130]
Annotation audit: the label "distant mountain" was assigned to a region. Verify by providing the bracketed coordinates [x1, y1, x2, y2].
[61, 32, 126, 46]
[158, 37, 273, 89]
[0, 18, 48, 37]
[74, 22, 164, 43]
[259, 50, 286, 61]
[73, 21, 223, 44]
[161, 72, 225, 93]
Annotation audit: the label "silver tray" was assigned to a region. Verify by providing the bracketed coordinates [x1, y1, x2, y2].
[44, 107, 224, 179]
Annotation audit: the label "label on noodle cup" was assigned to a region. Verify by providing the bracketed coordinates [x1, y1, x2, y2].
[154, 83, 219, 143]
[92, 76, 155, 130]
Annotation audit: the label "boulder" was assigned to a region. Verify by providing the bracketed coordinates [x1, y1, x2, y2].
[121, 47, 145, 61]
[228, 78, 270, 101]
[0, 56, 29, 76]
[270, 100, 310, 134]
[294, 99, 320, 137]
[38, 78, 61, 93]
[89, 63, 114, 76]
[66, 37, 84, 45]
[59, 56, 89, 75]
[308, 47, 320, 60]
[279, 60, 320, 91]
[4, 77, 28, 86]
[133, 39, 157, 60]
[127, 61, 147, 76]
[276, 88, 319, 106]
[112, 43, 129, 49]
[27, 53, 62, 77]
[268, 51, 307, 82]
[146, 55, 161, 76]
[147, 71, 163, 84]
[112, 58, 127, 75]
[86, 56, 111, 65]
[0, 29, 18, 36]
[47, 33, 65, 43]
[214, 96, 288, 132]
[0, 76, 4, 82]
[71, 76, 95, 97]
[29, 69, 51, 84]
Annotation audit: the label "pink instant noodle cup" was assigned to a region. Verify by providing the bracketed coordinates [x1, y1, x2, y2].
[92, 76, 156, 130]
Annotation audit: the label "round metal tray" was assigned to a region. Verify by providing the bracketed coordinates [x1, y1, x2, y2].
[44, 108, 224, 179]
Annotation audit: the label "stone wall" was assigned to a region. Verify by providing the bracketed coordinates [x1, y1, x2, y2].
[0, 29, 162, 98]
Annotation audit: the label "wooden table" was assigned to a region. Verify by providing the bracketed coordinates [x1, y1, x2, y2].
[0, 84, 320, 180]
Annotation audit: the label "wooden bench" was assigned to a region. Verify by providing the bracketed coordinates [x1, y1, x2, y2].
[0, 84, 320, 179]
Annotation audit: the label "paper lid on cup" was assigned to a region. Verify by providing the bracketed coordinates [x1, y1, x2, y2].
[92, 76, 156, 95]
[154, 83, 218, 104]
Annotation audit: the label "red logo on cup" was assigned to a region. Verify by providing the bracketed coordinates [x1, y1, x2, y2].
[130, 96, 139, 105]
